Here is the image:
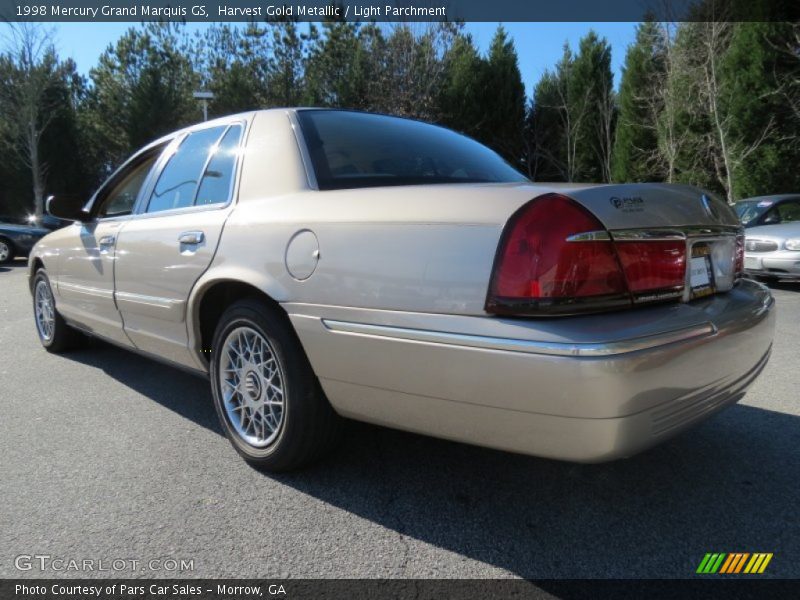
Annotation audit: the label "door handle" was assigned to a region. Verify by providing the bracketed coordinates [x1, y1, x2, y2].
[178, 231, 205, 245]
[98, 235, 115, 246]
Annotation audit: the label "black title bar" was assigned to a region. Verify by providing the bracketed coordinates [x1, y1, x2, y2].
[1, 0, 799, 23]
[3, 579, 800, 600]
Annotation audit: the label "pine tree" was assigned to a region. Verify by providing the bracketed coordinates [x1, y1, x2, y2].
[84, 24, 198, 169]
[438, 32, 485, 138]
[720, 21, 800, 198]
[612, 21, 665, 182]
[528, 69, 568, 181]
[304, 21, 366, 109]
[196, 24, 270, 116]
[569, 31, 615, 182]
[479, 26, 525, 166]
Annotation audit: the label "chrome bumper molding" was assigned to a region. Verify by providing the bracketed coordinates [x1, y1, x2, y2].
[321, 318, 718, 358]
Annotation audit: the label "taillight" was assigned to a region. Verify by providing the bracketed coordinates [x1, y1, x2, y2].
[486, 194, 629, 316]
[486, 194, 689, 316]
[614, 241, 686, 300]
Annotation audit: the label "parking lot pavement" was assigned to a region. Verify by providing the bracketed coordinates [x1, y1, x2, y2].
[1, 257, 799, 579]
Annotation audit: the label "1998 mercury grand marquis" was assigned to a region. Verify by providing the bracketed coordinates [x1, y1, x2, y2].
[29, 109, 775, 471]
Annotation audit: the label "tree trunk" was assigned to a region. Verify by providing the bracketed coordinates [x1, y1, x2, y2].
[29, 122, 45, 217]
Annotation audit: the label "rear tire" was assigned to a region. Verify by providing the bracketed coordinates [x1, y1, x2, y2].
[32, 269, 81, 353]
[0, 237, 14, 264]
[209, 297, 342, 472]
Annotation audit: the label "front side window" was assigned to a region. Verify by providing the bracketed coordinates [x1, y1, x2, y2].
[146, 126, 228, 213]
[97, 154, 159, 218]
[296, 110, 527, 190]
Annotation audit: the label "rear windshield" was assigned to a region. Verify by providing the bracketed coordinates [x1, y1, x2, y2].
[296, 110, 527, 190]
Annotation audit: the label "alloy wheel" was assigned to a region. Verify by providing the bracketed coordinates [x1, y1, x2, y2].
[34, 279, 56, 341]
[218, 326, 286, 448]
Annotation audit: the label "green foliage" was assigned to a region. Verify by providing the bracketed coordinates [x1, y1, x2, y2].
[2, 20, 800, 217]
[437, 32, 485, 138]
[478, 26, 526, 165]
[83, 24, 199, 173]
[612, 21, 664, 182]
[568, 31, 615, 182]
[720, 21, 800, 197]
[195, 24, 270, 116]
[0, 26, 88, 214]
[528, 33, 615, 183]
[528, 67, 568, 181]
[304, 22, 368, 108]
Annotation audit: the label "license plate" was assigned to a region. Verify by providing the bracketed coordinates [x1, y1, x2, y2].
[744, 256, 761, 270]
[690, 244, 715, 298]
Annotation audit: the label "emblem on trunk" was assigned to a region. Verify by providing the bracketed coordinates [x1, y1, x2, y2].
[609, 196, 644, 212]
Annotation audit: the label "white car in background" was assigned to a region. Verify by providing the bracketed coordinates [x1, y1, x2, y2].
[743, 222, 800, 282]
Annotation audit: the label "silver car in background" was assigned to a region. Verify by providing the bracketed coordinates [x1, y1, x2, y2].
[28, 109, 775, 471]
[744, 222, 800, 282]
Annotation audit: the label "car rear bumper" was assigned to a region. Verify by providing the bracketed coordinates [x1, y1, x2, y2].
[287, 279, 775, 462]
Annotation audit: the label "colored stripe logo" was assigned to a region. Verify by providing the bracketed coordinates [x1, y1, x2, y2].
[696, 553, 773, 574]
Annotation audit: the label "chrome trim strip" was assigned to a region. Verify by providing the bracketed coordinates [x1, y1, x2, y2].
[610, 226, 741, 241]
[57, 281, 114, 300]
[611, 229, 686, 241]
[321, 319, 717, 357]
[566, 231, 611, 242]
[115, 291, 184, 310]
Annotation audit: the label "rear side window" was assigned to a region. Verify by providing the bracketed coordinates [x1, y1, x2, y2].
[777, 200, 800, 223]
[147, 125, 237, 213]
[195, 125, 243, 206]
[296, 110, 527, 190]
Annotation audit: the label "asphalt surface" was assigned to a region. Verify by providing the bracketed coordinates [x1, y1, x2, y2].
[1, 258, 799, 579]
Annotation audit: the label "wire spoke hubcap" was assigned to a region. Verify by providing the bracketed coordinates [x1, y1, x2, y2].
[219, 326, 286, 448]
[34, 280, 55, 341]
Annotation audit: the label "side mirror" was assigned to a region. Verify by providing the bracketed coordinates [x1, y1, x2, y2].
[46, 195, 90, 222]
[761, 213, 781, 225]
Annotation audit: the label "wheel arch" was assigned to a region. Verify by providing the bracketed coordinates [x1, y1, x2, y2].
[188, 271, 291, 369]
[28, 256, 45, 291]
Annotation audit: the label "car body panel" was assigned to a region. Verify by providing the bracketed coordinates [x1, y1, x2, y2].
[47, 219, 133, 346]
[114, 206, 233, 365]
[220, 179, 739, 319]
[28, 108, 775, 463]
[287, 279, 773, 461]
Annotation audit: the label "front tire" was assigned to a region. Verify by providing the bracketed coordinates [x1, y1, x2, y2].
[32, 269, 80, 352]
[210, 298, 342, 472]
[0, 237, 15, 264]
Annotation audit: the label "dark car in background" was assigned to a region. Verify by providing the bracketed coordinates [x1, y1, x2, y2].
[736, 195, 800, 228]
[0, 212, 73, 264]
